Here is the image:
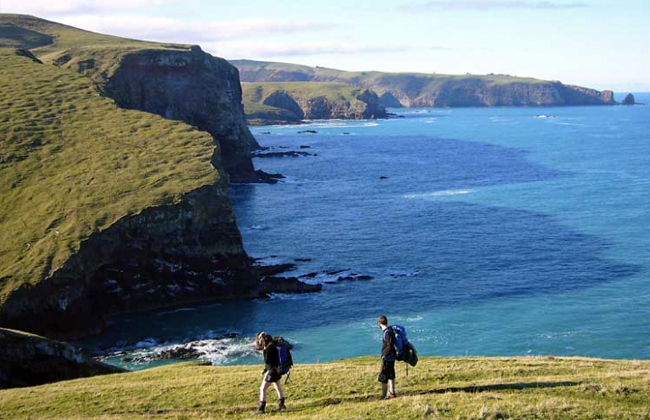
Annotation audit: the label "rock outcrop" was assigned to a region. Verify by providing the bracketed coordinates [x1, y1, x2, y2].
[0, 328, 125, 389]
[233, 60, 618, 108]
[622, 93, 636, 105]
[242, 82, 387, 125]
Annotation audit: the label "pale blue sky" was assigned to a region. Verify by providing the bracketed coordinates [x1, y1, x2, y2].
[3, 0, 648, 90]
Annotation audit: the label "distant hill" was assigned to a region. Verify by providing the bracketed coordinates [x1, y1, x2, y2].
[232, 59, 617, 108]
[242, 82, 387, 125]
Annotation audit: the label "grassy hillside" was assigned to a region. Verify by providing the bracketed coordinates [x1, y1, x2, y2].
[1, 356, 649, 419]
[0, 48, 217, 306]
[0, 14, 192, 85]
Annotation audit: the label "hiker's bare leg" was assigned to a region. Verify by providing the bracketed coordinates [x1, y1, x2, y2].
[273, 381, 285, 399]
[381, 382, 388, 398]
[389, 379, 396, 395]
[260, 380, 272, 402]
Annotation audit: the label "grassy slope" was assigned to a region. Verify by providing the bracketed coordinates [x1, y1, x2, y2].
[0, 14, 191, 83]
[0, 14, 187, 54]
[1, 356, 649, 419]
[242, 82, 374, 122]
[0, 49, 217, 303]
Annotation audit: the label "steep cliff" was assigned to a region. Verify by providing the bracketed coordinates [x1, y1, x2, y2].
[0, 14, 261, 183]
[0, 49, 260, 337]
[242, 82, 387, 125]
[0, 328, 125, 388]
[232, 60, 617, 108]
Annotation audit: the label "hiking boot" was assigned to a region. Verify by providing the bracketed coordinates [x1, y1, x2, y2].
[383, 392, 397, 400]
[272, 397, 287, 412]
[254, 401, 266, 415]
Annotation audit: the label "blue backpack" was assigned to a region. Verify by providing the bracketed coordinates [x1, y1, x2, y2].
[389, 325, 408, 358]
[274, 337, 293, 375]
[388, 325, 418, 367]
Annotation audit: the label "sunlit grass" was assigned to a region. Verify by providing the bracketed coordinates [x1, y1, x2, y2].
[1, 356, 649, 419]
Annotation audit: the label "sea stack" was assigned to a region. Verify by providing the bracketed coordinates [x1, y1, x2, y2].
[622, 93, 636, 105]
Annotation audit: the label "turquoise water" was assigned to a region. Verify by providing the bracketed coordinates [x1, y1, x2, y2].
[81, 95, 650, 369]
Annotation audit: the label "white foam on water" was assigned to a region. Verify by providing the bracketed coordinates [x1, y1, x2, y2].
[134, 338, 159, 349]
[155, 307, 197, 316]
[404, 189, 474, 199]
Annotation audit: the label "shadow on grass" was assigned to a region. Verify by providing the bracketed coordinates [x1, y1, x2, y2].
[226, 381, 581, 415]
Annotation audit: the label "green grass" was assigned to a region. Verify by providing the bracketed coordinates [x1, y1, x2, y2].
[0, 49, 217, 304]
[1, 356, 649, 419]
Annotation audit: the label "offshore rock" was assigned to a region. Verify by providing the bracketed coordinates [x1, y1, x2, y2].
[622, 93, 636, 105]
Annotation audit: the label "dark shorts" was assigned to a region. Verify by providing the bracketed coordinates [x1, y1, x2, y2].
[378, 360, 395, 383]
[264, 368, 282, 383]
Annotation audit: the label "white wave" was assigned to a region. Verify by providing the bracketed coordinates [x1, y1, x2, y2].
[404, 189, 474, 199]
[243, 225, 267, 231]
[267, 293, 315, 300]
[124, 337, 259, 366]
[155, 307, 197, 316]
[534, 114, 557, 119]
[134, 338, 159, 349]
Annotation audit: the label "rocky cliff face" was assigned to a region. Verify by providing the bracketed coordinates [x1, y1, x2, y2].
[293, 89, 385, 119]
[54, 46, 262, 183]
[0, 328, 124, 388]
[395, 81, 616, 107]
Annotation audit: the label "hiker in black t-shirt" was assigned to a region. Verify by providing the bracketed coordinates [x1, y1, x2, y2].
[254, 332, 289, 414]
[377, 315, 397, 399]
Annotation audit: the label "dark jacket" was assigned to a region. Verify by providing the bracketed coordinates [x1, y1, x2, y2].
[381, 327, 396, 362]
[263, 342, 280, 372]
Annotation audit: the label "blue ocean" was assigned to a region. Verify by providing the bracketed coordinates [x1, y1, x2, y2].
[81, 94, 650, 369]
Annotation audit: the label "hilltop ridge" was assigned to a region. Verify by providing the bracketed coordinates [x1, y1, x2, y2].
[232, 59, 617, 108]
